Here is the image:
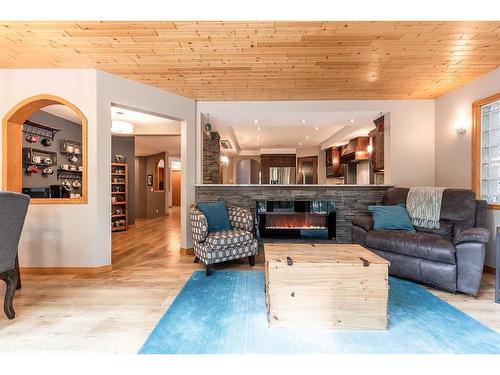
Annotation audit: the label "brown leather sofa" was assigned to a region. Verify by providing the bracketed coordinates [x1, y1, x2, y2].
[352, 188, 490, 295]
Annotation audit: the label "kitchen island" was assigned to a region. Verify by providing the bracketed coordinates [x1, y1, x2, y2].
[195, 184, 393, 242]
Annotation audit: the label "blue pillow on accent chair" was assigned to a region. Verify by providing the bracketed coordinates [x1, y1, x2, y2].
[368, 203, 416, 232]
[196, 201, 232, 232]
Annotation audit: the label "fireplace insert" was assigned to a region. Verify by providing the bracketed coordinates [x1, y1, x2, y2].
[256, 200, 336, 239]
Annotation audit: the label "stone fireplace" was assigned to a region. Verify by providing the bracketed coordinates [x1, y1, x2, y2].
[195, 184, 392, 243]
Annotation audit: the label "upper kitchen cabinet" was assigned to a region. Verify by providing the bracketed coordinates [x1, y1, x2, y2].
[325, 146, 343, 178]
[369, 115, 385, 172]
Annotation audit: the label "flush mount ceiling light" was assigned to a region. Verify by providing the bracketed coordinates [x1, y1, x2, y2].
[257, 126, 261, 130]
[314, 126, 319, 130]
[111, 120, 134, 134]
[302, 119, 306, 123]
[254, 119, 259, 124]
[350, 119, 355, 123]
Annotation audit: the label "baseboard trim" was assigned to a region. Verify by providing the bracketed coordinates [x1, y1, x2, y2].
[21, 265, 112, 274]
[180, 247, 194, 255]
[484, 265, 496, 274]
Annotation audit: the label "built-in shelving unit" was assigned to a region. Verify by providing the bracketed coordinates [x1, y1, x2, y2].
[111, 163, 128, 232]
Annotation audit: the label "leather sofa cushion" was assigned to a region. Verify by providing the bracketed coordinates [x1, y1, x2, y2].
[365, 230, 456, 265]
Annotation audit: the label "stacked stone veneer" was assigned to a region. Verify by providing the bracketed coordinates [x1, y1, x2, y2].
[195, 185, 392, 243]
[203, 131, 221, 184]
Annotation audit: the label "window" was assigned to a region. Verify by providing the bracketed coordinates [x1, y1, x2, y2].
[472, 93, 500, 208]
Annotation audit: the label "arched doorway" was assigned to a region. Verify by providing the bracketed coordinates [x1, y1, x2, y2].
[2, 94, 88, 204]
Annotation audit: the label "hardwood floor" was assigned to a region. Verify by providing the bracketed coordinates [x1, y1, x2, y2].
[0, 206, 498, 352]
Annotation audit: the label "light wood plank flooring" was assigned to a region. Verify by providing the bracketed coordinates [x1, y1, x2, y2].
[0, 207, 498, 352]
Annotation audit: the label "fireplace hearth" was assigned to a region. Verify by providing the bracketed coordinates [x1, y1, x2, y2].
[256, 200, 336, 239]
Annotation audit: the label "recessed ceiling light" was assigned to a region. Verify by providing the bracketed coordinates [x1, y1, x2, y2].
[299, 142, 303, 146]
[257, 126, 261, 130]
[305, 136, 310, 139]
[254, 119, 259, 124]
[350, 119, 355, 123]
[314, 126, 319, 130]
[302, 119, 306, 123]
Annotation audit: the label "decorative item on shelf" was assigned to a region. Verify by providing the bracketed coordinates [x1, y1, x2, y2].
[61, 180, 72, 191]
[78, 166, 84, 172]
[42, 167, 54, 175]
[69, 165, 77, 171]
[111, 163, 128, 232]
[147, 174, 153, 186]
[22, 120, 60, 143]
[69, 155, 78, 163]
[22, 147, 58, 167]
[26, 165, 40, 174]
[60, 164, 69, 170]
[26, 134, 38, 143]
[60, 139, 83, 155]
[114, 154, 125, 163]
[41, 137, 52, 147]
[57, 169, 83, 182]
[72, 180, 81, 189]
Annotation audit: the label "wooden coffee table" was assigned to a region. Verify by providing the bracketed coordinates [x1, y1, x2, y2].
[264, 243, 389, 330]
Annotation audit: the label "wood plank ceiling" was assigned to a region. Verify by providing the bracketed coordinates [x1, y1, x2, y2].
[0, 21, 499, 100]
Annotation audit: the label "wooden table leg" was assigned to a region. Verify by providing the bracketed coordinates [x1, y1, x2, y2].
[15, 254, 21, 290]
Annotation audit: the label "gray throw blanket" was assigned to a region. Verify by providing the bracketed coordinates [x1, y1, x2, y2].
[406, 187, 445, 229]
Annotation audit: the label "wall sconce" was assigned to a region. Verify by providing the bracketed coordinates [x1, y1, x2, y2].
[220, 155, 229, 166]
[367, 144, 373, 153]
[454, 120, 467, 136]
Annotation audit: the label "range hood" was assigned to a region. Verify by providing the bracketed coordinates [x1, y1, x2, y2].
[340, 136, 370, 164]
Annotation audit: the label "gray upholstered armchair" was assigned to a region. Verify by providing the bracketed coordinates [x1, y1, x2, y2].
[190, 204, 258, 276]
[0, 192, 30, 319]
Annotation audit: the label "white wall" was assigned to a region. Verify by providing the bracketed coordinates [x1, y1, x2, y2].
[435, 68, 500, 266]
[197, 100, 435, 187]
[97, 71, 196, 251]
[0, 69, 196, 268]
[0, 69, 101, 267]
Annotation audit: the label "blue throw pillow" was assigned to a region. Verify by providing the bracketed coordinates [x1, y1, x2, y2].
[196, 201, 232, 232]
[368, 203, 415, 232]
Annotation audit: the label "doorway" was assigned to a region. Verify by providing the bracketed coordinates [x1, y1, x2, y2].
[171, 169, 181, 206]
[110, 105, 182, 267]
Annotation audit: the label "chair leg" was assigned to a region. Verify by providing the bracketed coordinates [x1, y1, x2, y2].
[205, 264, 213, 276]
[15, 255, 21, 290]
[3, 268, 18, 320]
[248, 255, 256, 267]
[194, 256, 200, 263]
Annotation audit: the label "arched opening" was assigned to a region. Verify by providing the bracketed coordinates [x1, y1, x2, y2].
[155, 158, 165, 192]
[2, 94, 88, 204]
[236, 158, 261, 184]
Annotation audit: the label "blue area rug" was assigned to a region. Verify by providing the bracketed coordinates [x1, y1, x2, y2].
[139, 271, 500, 354]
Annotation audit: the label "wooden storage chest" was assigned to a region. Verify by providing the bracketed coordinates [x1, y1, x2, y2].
[264, 243, 389, 330]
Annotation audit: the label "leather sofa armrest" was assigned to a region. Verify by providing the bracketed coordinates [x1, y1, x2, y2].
[352, 214, 373, 232]
[453, 227, 490, 245]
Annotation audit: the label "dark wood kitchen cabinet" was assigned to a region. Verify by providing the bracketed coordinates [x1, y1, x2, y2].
[325, 146, 343, 178]
[261, 154, 296, 184]
[370, 115, 385, 172]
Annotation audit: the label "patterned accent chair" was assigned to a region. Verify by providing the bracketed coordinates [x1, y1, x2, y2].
[190, 204, 258, 276]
